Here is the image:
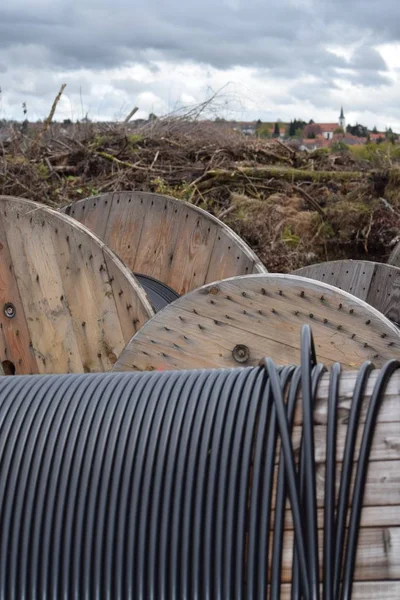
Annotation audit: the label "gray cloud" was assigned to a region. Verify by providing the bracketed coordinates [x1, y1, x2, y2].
[0, 0, 398, 123]
[0, 0, 392, 74]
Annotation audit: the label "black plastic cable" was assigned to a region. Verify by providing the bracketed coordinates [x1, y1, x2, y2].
[340, 358, 400, 600]
[134, 273, 180, 312]
[333, 361, 374, 600]
[301, 325, 320, 600]
[270, 365, 302, 600]
[0, 326, 397, 599]
[323, 362, 340, 600]
[292, 362, 326, 600]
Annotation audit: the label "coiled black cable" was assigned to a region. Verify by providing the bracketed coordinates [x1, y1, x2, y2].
[0, 325, 398, 599]
[134, 273, 180, 312]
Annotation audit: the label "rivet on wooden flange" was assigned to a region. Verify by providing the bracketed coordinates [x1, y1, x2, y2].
[232, 344, 250, 363]
[4, 303, 16, 319]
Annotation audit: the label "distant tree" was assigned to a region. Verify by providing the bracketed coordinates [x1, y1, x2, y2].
[148, 113, 158, 121]
[372, 126, 378, 133]
[346, 123, 368, 137]
[63, 119, 72, 126]
[287, 119, 306, 137]
[273, 122, 280, 137]
[386, 127, 398, 144]
[309, 119, 314, 124]
[334, 127, 344, 135]
[215, 117, 226, 123]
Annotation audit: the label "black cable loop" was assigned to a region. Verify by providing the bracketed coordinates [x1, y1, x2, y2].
[292, 362, 326, 600]
[323, 362, 341, 600]
[340, 358, 400, 600]
[270, 365, 302, 600]
[333, 361, 374, 600]
[0, 327, 397, 599]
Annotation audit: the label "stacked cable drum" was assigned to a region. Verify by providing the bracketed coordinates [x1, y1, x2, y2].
[0, 328, 399, 599]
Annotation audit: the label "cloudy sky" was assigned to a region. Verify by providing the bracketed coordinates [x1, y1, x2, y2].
[1, 0, 399, 129]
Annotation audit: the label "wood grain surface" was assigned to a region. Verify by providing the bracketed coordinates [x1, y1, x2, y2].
[389, 241, 400, 268]
[60, 191, 267, 294]
[114, 274, 400, 372]
[0, 196, 153, 374]
[295, 260, 400, 324]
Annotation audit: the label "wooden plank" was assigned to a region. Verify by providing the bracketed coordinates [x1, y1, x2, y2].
[60, 192, 267, 295]
[316, 460, 400, 508]
[2, 199, 84, 374]
[0, 210, 38, 374]
[103, 245, 152, 341]
[133, 194, 190, 284]
[0, 196, 154, 374]
[367, 262, 400, 325]
[205, 226, 256, 284]
[295, 260, 400, 325]
[264, 460, 400, 509]
[291, 421, 400, 463]
[103, 191, 149, 271]
[308, 369, 400, 426]
[277, 581, 400, 599]
[167, 203, 220, 292]
[64, 192, 113, 239]
[278, 527, 400, 581]
[389, 242, 400, 268]
[276, 505, 400, 530]
[114, 274, 400, 372]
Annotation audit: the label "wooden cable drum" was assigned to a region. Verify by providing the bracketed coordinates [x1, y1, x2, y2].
[295, 259, 400, 325]
[388, 241, 400, 268]
[0, 196, 154, 374]
[0, 357, 398, 597]
[60, 191, 267, 295]
[113, 274, 400, 372]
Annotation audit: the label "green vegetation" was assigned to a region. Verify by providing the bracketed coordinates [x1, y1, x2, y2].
[331, 141, 349, 153]
[349, 142, 400, 166]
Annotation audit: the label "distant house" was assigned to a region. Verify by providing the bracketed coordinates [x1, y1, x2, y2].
[370, 132, 386, 142]
[232, 121, 258, 136]
[306, 108, 346, 140]
[319, 124, 340, 140]
[299, 136, 328, 151]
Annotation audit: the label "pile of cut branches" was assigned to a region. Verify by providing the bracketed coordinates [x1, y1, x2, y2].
[0, 114, 399, 271]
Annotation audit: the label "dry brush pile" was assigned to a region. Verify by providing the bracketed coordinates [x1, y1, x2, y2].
[1, 116, 400, 272]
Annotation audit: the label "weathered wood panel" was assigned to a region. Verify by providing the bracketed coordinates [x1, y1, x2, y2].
[277, 528, 400, 581]
[0, 196, 153, 374]
[114, 274, 400, 372]
[389, 241, 400, 268]
[295, 260, 400, 324]
[277, 581, 400, 598]
[61, 191, 267, 295]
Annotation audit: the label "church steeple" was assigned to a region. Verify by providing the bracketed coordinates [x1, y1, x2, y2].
[339, 106, 345, 129]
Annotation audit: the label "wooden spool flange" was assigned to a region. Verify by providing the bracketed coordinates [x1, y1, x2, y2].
[0, 196, 154, 374]
[295, 259, 400, 325]
[388, 241, 400, 268]
[113, 274, 400, 372]
[60, 191, 267, 295]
